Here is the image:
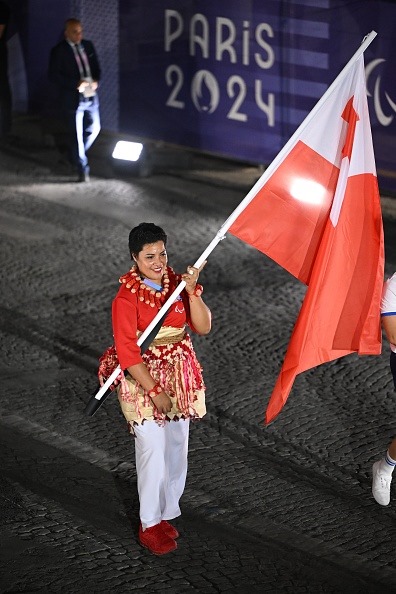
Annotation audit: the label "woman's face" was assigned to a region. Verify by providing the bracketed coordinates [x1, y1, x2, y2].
[134, 241, 167, 283]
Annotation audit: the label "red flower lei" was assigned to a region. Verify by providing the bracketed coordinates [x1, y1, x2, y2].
[118, 265, 181, 309]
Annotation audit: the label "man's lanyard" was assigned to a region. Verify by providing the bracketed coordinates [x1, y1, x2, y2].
[72, 43, 92, 79]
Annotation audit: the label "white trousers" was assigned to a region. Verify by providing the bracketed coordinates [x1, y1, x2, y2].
[134, 418, 190, 530]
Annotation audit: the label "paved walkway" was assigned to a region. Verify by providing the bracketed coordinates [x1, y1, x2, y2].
[3, 113, 396, 215]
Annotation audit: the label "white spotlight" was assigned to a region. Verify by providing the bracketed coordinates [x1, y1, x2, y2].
[112, 141, 144, 162]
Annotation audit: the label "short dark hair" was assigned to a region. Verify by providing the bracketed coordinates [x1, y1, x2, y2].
[128, 222, 167, 258]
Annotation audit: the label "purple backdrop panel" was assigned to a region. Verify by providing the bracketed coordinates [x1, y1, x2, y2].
[6, 0, 396, 191]
[119, 0, 288, 160]
[121, 0, 396, 191]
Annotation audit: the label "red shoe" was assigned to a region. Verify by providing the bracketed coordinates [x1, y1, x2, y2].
[139, 523, 177, 555]
[160, 520, 179, 539]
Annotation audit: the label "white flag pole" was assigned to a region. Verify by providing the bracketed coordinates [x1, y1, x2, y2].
[92, 31, 377, 404]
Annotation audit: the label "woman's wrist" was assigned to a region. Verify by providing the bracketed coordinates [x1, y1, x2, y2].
[187, 283, 203, 297]
[148, 383, 163, 398]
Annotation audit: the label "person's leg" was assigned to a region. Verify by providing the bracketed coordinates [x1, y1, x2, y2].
[389, 438, 396, 461]
[65, 105, 87, 176]
[390, 351, 396, 391]
[76, 103, 89, 175]
[162, 418, 190, 521]
[385, 352, 396, 464]
[134, 421, 166, 529]
[83, 98, 100, 153]
[372, 352, 396, 505]
[133, 421, 177, 555]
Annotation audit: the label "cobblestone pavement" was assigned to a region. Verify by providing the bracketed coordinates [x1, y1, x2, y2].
[0, 118, 396, 593]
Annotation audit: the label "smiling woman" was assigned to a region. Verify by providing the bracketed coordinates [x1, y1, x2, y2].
[106, 222, 211, 555]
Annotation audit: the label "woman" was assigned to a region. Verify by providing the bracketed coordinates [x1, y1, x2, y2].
[108, 222, 211, 555]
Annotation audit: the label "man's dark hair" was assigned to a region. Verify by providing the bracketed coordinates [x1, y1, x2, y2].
[128, 222, 167, 258]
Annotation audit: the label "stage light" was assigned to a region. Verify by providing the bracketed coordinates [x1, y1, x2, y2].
[112, 140, 144, 162]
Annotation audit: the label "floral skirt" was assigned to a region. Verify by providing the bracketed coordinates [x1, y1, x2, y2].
[117, 327, 206, 429]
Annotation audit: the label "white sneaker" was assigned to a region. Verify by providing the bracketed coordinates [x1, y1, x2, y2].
[372, 460, 392, 506]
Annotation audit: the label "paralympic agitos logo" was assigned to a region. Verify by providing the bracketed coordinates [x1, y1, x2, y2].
[365, 59, 396, 126]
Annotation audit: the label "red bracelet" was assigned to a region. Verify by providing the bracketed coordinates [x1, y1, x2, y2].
[188, 283, 203, 298]
[148, 383, 163, 398]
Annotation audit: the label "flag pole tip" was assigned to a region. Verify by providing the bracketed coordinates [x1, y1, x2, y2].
[362, 31, 377, 44]
[84, 388, 113, 416]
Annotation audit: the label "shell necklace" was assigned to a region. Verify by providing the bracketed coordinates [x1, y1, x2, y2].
[119, 265, 178, 309]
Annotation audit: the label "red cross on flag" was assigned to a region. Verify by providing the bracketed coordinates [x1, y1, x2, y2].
[229, 53, 384, 424]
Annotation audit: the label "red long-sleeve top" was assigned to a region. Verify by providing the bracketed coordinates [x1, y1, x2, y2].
[112, 283, 197, 370]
